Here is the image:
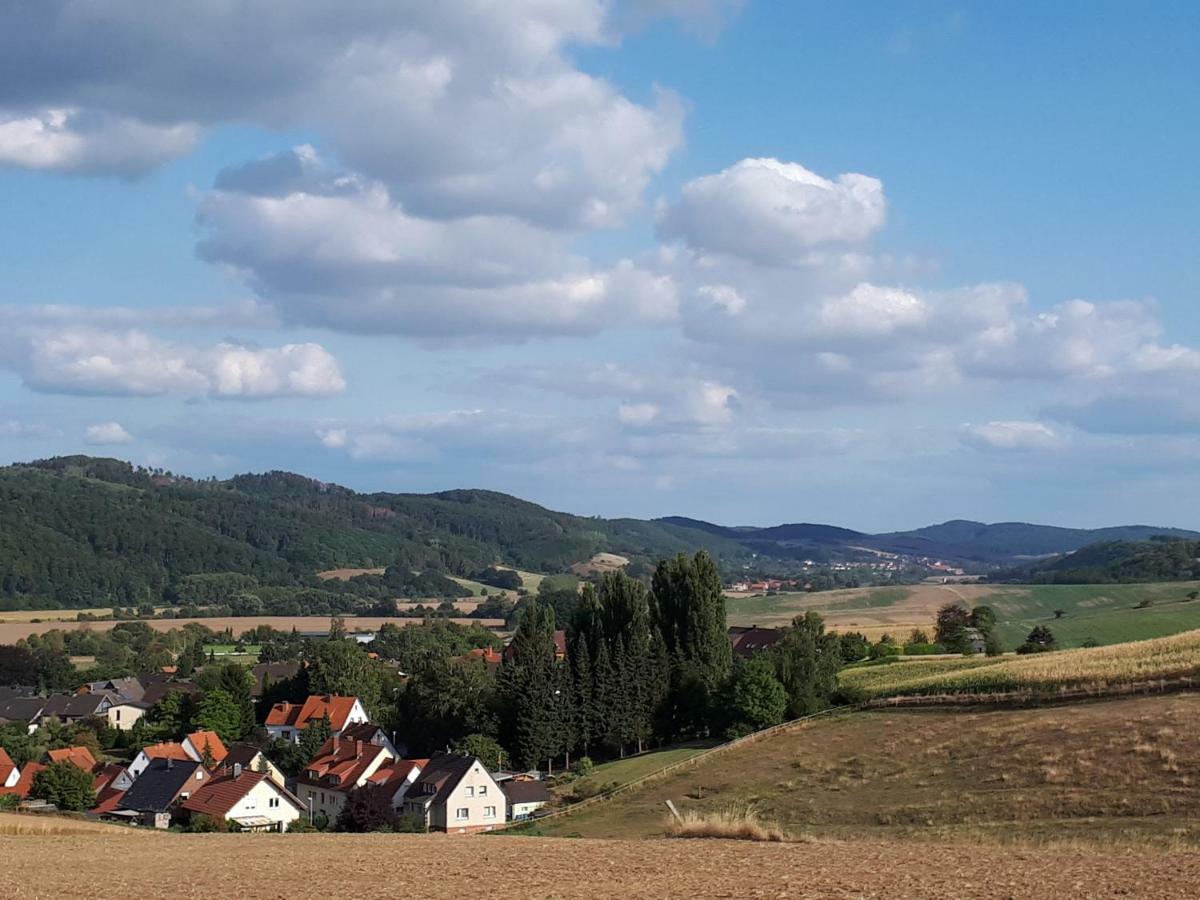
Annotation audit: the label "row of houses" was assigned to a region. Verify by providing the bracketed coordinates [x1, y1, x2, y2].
[1, 693, 551, 834]
[0, 677, 198, 735]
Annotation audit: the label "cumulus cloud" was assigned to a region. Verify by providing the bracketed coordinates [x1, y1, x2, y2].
[197, 149, 678, 337]
[959, 420, 1061, 451]
[659, 158, 886, 263]
[0, 3, 682, 224]
[0, 108, 197, 176]
[85, 421, 134, 445]
[4, 328, 345, 399]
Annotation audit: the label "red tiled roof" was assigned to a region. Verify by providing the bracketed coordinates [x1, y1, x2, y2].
[91, 785, 126, 815]
[142, 742, 191, 761]
[265, 695, 359, 732]
[185, 731, 229, 764]
[179, 770, 270, 818]
[47, 746, 98, 772]
[367, 758, 427, 789]
[0, 747, 16, 787]
[92, 763, 127, 794]
[0, 762, 45, 799]
[298, 738, 392, 791]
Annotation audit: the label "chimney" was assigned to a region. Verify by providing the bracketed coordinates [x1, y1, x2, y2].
[355, 740, 363, 759]
[166, 758, 173, 770]
[333, 735, 340, 753]
[232, 763, 243, 779]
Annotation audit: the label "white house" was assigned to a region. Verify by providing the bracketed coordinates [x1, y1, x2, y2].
[264, 695, 369, 744]
[180, 767, 305, 832]
[293, 737, 396, 823]
[404, 753, 505, 834]
[127, 742, 192, 782]
[0, 747, 20, 789]
[106, 701, 150, 732]
[502, 780, 553, 821]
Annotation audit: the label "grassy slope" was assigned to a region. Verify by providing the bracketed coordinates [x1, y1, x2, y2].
[541, 693, 1200, 846]
[580, 741, 719, 787]
[727, 581, 1200, 648]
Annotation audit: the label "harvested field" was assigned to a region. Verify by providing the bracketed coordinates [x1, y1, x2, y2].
[1, 831, 1195, 899]
[394, 601, 481, 613]
[0, 616, 505, 642]
[0, 813, 132, 836]
[541, 693, 1200, 847]
[570, 552, 629, 576]
[0, 607, 168, 623]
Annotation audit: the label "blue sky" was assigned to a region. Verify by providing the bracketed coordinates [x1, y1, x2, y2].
[0, 1, 1197, 531]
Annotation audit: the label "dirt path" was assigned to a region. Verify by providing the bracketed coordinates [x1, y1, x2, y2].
[0, 832, 1195, 898]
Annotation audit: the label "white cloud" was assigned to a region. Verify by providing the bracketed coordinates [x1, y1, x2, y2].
[0, 419, 59, 439]
[617, 403, 660, 425]
[85, 421, 134, 445]
[959, 420, 1061, 451]
[6, 328, 345, 399]
[659, 158, 886, 263]
[0, 108, 198, 176]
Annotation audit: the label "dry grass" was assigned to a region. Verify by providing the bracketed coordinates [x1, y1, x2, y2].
[542, 693, 1200, 848]
[3, 832, 1198, 899]
[665, 805, 787, 842]
[840, 628, 1200, 699]
[315, 567, 387, 581]
[0, 813, 133, 836]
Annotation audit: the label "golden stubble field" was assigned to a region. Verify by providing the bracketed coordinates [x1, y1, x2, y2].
[0, 827, 1196, 899]
[0, 615, 505, 643]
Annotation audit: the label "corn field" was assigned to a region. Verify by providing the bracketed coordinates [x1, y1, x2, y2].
[839, 629, 1200, 699]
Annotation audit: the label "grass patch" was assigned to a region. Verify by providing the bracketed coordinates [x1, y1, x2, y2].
[666, 805, 787, 842]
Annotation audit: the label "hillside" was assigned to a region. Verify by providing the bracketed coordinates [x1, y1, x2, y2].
[0, 456, 747, 608]
[996, 537, 1200, 584]
[540, 693, 1200, 847]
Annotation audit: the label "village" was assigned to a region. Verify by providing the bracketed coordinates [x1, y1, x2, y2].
[0, 671, 552, 834]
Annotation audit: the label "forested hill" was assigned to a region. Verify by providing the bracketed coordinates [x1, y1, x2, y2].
[0, 456, 746, 607]
[995, 537, 1200, 584]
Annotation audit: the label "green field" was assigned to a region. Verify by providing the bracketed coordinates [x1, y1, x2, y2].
[585, 741, 718, 786]
[727, 581, 1200, 649]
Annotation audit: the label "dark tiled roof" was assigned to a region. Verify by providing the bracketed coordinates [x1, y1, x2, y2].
[409, 753, 478, 805]
[40, 692, 111, 718]
[250, 661, 301, 697]
[728, 626, 782, 658]
[120, 758, 205, 813]
[0, 687, 36, 702]
[0, 697, 44, 723]
[502, 780, 552, 804]
[140, 681, 200, 707]
[221, 743, 264, 770]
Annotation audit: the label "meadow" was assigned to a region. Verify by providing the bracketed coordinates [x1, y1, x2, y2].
[726, 580, 1200, 647]
[838, 628, 1200, 699]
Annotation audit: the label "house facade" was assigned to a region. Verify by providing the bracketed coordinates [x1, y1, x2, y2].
[293, 738, 396, 823]
[404, 753, 505, 834]
[264, 694, 369, 744]
[181, 767, 305, 832]
[128, 742, 192, 781]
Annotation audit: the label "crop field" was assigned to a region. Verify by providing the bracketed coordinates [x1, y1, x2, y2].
[315, 567, 387, 581]
[2, 830, 1196, 898]
[0, 607, 169, 623]
[0, 616, 505, 643]
[727, 581, 1200, 647]
[540, 692, 1200, 849]
[839, 628, 1200, 699]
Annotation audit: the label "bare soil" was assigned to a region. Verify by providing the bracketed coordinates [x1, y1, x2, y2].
[0, 831, 1195, 898]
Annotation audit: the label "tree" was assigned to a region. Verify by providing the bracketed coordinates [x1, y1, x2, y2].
[935, 604, 972, 653]
[497, 599, 562, 770]
[1017, 626, 1058, 654]
[308, 640, 382, 714]
[1053, 609, 1065, 619]
[728, 656, 787, 734]
[838, 632, 871, 663]
[148, 689, 197, 739]
[773, 612, 842, 717]
[30, 760, 96, 811]
[328, 615, 347, 642]
[335, 784, 402, 832]
[298, 715, 333, 764]
[395, 656, 496, 756]
[908, 629, 931, 646]
[452, 733, 504, 769]
[651, 551, 732, 695]
[194, 689, 241, 742]
[216, 663, 256, 740]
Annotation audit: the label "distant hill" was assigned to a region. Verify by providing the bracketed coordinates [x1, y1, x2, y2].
[1, 455, 1195, 608]
[995, 537, 1200, 584]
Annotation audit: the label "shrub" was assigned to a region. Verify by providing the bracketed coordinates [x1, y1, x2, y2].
[902, 642, 943, 656]
[573, 756, 594, 778]
[0, 794, 19, 811]
[187, 814, 231, 833]
[1135, 599, 1154, 609]
[665, 805, 786, 842]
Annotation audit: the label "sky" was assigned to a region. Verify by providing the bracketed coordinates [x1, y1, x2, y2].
[0, 1, 1197, 531]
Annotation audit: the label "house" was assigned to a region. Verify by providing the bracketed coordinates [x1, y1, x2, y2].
[0, 762, 44, 801]
[92, 762, 134, 794]
[180, 765, 306, 832]
[79, 676, 146, 703]
[116, 758, 210, 828]
[37, 691, 113, 726]
[128, 742, 192, 781]
[502, 631, 567, 664]
[220, 743, 286, 788]
[337, 721, 403, 758]
[366, 758, 428, 812]
[293, 736, 396, 822]
[264, 694, 369, 744]
[464, 647, 503, 674]
[0, 747, 20, 789]
[183, 731, 229, 767]
[403, 753, 505, 834]
[47, 745, 98, 772]
[728, 625, 782, 659]
[0, 697, 44, 734]
[107, 700, 151, 731]
[503, 779, 553, 821]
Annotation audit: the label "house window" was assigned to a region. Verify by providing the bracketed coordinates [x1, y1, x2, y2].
[478, 785, 487, 796]
[115, 710, 121, 722]
[455, 808, 469, 820]
[464, 786, 474, 798]
[269, 797, 279, 808]
[195, 771, 204, 779]
[483, 806, 496, 818]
